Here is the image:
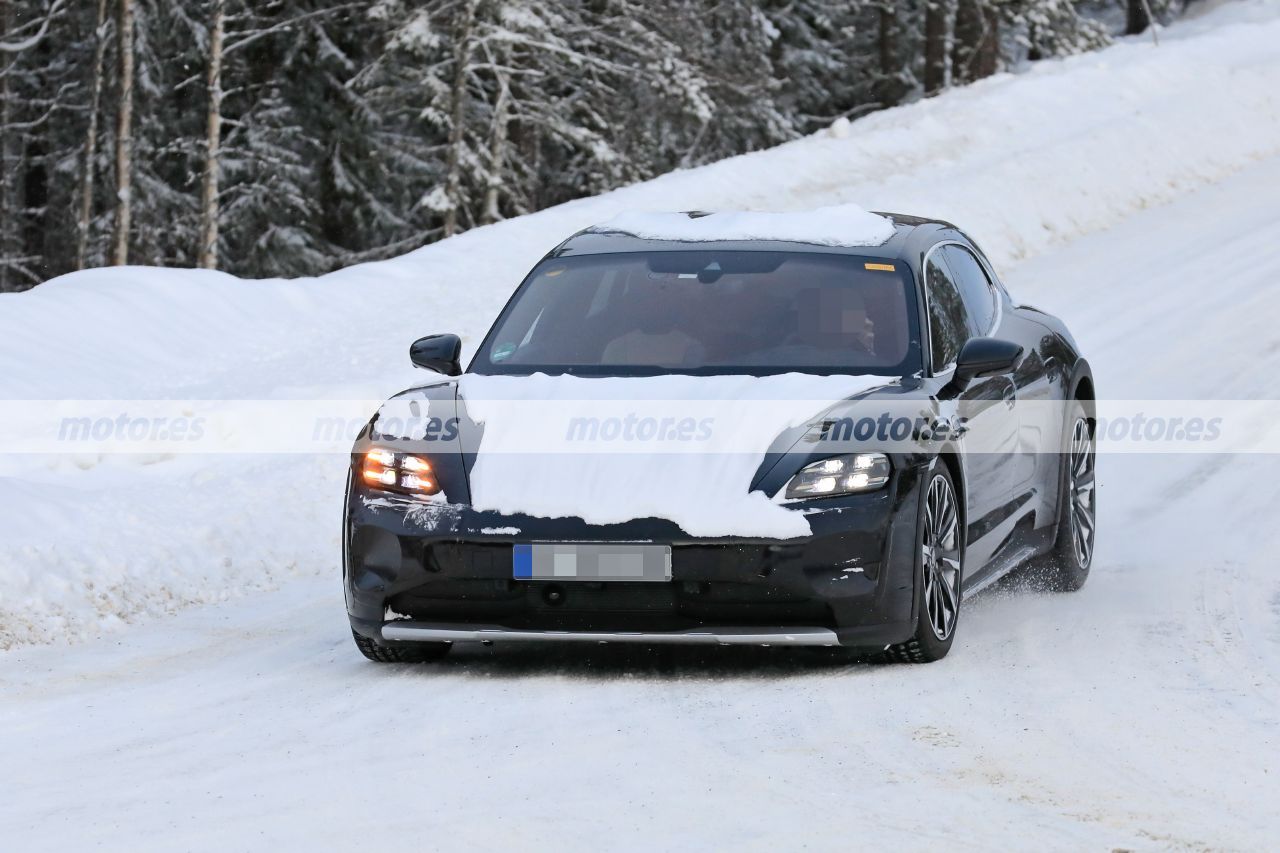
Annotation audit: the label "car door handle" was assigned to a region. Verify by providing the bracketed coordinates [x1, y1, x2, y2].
[924, 417, 968, 440]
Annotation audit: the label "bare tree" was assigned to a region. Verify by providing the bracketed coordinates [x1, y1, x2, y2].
[479, 34, 509, 227]
[111, 0, 135, 266]
[76, 0, 111, 270]
[0, 0, 66, 54]
[197, 0, 225, 269]
[442, 0, 479, 238]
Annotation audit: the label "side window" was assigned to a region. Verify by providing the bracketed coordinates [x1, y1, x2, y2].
[942, 245, 997, 335]
[925, 254, 971, 373]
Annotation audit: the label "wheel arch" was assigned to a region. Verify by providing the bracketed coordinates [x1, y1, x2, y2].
[1068, 358, 1097, 420]
[933, 445, 966, 537]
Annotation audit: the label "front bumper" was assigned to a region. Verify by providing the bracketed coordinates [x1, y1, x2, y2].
[344, 467, 925, 649]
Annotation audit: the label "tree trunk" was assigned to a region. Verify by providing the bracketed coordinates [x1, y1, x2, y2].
[975, 4, 999, 79]
[481, 71, 509, 225]
[442, 0, 478, 238]
[197, 0, 225, 270]
[76, 0, 111, 270]
[952, 0, 978, 84]
[924, 0, 954, 96]
[111, 0, 135, 266]
[953, 0, 998, 84]
[876, 0, 906, 107]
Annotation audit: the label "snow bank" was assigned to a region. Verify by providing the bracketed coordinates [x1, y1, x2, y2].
[459, 373, 890, 537]
[589, 205, 896, 247]
[0, 454, 340, 650]
[3, 0, 1280, 647]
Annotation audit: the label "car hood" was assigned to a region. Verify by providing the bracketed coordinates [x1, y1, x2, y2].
[375, 372, 902, 538]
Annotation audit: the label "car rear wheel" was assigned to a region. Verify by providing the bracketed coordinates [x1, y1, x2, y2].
[884, 465, 963, 663]
[352, 630, 452, 663]
[1033, 405, 1096, 592]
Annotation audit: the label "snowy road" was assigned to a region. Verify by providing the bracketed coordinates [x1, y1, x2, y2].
[3, 152, 1279, 849]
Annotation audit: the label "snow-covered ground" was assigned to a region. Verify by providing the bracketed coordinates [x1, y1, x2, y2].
[2, 1, 1280, 848]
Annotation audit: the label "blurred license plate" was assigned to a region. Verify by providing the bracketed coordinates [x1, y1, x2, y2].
[513, 544, 672, 582]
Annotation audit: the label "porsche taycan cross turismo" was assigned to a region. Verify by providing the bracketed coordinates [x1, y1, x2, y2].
[344, 212, 1096, 663]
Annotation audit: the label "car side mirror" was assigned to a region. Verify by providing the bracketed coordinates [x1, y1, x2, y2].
[953, 337, 1022, 384]
[409, 334, 463, 375]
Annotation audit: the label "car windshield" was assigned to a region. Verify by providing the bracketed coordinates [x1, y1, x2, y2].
[471, 250, 921, 376]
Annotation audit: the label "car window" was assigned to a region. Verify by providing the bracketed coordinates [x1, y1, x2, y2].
[925, 253, 971, 373]
[942, 245, 996, 335]
[472, 251, 923, 377]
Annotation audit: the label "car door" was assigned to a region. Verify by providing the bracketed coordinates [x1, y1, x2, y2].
[941, 244, 1040, 496]
[924, 247, 1019, 568]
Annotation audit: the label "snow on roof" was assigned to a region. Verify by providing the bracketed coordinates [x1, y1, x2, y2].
[587, 205, 896, 248]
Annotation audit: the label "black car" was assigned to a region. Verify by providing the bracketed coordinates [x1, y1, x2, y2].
[344, 211, 1096, 663]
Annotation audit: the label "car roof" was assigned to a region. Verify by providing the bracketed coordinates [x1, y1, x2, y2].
[546, 211, 959, 262]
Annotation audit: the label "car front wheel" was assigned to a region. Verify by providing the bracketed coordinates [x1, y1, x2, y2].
[884, 464, 963, 663]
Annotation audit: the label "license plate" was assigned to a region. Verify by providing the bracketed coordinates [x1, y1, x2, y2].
[513, 543, 672, 582]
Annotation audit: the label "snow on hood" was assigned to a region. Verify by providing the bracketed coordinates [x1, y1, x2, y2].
[589, 205, 895, 248]
[456, 372, 891, 538]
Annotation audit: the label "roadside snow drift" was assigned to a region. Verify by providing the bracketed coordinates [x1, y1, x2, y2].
[3, 0, 1280, 646]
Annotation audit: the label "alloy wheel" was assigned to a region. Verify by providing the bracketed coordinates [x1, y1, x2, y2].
[1068, 417, 1097, 568]
[921, 473, 962, 641]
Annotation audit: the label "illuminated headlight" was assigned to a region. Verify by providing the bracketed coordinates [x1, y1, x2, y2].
[785, 453, 890, 499]
[361, 448, 441, 495]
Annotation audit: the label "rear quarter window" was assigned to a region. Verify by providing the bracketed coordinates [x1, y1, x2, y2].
[942, 244, 997, 335]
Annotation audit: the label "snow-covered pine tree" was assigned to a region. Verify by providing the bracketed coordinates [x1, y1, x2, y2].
[354, 1, 664, 246]
[1001, 0, 1110, 60]
[213, 0, 364, 277]
[763, 0, 858, 128]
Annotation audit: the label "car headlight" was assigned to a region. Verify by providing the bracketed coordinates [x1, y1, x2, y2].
[361, 447, 441, 495]
[785, 453, 891, 499]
